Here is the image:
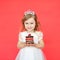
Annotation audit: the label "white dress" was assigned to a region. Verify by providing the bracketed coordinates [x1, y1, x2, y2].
[15, 31, 46, 60]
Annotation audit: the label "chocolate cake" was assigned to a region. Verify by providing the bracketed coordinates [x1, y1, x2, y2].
[26, 34, 34, 44]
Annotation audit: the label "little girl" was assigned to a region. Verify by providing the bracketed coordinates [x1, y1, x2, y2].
[15, 10, 46, 60]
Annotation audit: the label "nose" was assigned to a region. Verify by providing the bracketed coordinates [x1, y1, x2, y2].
[27, 25, 31, 29]
[28, 24, 31, 27]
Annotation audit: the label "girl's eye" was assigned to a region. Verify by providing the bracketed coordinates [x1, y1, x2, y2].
[31, 23, 33, 24]
[25, 23, 28, 24]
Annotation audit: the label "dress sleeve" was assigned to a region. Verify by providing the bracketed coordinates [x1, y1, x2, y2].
[18, 32, 23, 42]
[38, 31, 44, 41]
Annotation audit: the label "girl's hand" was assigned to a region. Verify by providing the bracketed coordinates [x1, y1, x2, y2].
[29, 43, 35, 46]
[26, 43, 30, 46]
[17, 41, 26, 49]
[26, 43, 35, 46]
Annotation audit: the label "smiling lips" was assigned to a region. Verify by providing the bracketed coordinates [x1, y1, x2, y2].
[27, 27, 32, 29]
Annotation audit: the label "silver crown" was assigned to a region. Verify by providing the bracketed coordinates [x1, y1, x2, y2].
[24, 9, 35, 16]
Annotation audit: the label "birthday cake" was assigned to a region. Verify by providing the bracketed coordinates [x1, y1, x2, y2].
[26, 34, 34, 44]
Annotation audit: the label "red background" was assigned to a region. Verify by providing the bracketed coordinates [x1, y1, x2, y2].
[0, 0, 60, 60]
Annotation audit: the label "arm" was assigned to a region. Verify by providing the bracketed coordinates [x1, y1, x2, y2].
[17, 40, 32, 49]
[17, 40, 26, 49]
[17, 32, 26, 49]
[30, 31, 44, 49]
[34, 39, 44, 49]
[34, 31, 44, 49]
[35, 32, 44, 48]
[29, 39, 44, 49]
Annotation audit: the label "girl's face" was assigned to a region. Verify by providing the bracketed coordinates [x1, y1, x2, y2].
[24, 17, 36, 32]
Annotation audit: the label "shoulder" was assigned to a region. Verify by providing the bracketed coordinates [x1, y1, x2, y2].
[35, 31, 43, 35]
[35, 31, 44, 40]
[35, 31, 43, 38]
[19, 31, 26, 34]
[18, 31, 27, 36]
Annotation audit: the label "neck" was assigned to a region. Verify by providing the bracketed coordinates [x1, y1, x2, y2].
[27, 30, 35, 33]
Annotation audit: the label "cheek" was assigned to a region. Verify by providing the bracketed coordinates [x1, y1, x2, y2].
[25, 25, 27, 27]
[32, 24, 36, 28]
[24, 24, 28, 29]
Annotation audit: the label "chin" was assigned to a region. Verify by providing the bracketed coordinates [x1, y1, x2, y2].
[27, 30, 34, 32]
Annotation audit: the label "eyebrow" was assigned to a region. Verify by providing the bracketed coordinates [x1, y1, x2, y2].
[25, 21, 34, 23]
